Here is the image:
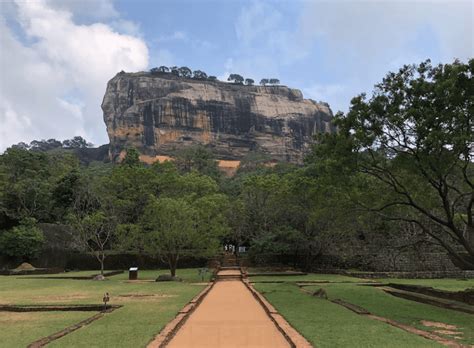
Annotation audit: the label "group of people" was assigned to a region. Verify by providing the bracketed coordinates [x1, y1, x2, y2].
[224, 244, 235, 253]
[223, 244, 246, 253]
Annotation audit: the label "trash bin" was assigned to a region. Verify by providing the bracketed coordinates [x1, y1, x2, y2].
[129, 267, 138, 280]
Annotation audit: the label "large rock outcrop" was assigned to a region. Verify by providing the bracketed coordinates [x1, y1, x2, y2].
[102, 71, 336, 163]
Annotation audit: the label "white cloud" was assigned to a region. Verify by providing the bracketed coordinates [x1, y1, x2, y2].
[0, 0, 149, 150]
[110, 19, 142, 37]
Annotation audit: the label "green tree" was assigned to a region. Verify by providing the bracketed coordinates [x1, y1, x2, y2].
[193, 70, 208, 79]
[174, 146, 220, 179]
[245, 78, 254, 86]
[170, 66, 179, 76]
[0, 219, 44, 261]
[269, 78, 280, 85]
[227, 74, 244, 84]
[121, 148, 141, 167]
[103, 165, 159, 224]
[321, 59, 474, 269]
[68, 173, 117, 275]
[0, 147, 77, 225]
[62, 136, 91, 149]
[178, 66, 192, 78]
[71, 211, 116, 275]
[260, 78, 269, 86]
[141, 197, 221, 276]
[52, 169, 81, 219]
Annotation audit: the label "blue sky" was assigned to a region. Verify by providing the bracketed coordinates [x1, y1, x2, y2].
[0, 0, 472, 150]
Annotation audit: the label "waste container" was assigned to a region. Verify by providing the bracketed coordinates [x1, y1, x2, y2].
[129, 267, 138, 280]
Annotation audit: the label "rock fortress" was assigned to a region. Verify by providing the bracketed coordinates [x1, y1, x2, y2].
[102, 71, 336, 174]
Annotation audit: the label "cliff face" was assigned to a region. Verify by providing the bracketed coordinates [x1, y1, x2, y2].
[102, 72, 336, 163]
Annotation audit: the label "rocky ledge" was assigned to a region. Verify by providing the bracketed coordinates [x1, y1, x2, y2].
[102, 71, 336, 163]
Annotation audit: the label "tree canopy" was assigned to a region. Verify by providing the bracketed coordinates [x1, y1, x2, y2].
[314, 59, 474, 268]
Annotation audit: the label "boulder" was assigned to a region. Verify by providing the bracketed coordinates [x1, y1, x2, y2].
[155, 274, 182, 282]
[93, 274, 106, 281]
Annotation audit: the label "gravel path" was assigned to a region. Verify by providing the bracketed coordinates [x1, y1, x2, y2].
[166, 273, 290, 348]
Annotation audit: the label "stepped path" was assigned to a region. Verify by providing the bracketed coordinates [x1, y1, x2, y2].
[165, 256, 291, 348]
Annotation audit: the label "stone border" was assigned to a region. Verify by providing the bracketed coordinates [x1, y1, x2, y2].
[18, 270, 124, 280]
[247, 272, 307, 277]
[243, 279, 313, 348]
[0, 267, 64, 276]
[310, 269, 474, 279]
[388, 283, 474, 305]
[147, 282, 215, 348]
[0, 304, 122, 312]
[27, 306, 121, 348]
[382, 287, 474, 314]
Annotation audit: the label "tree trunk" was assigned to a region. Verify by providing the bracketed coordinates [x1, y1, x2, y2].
[168, 254, 178, 277]
[100, 255, 105, 276]
[465, 224, 474, 253]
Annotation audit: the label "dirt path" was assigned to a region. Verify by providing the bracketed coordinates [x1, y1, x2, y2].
[166, 275, 290, 348]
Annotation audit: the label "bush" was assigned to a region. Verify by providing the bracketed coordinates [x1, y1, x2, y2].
[0, 223, 44, 261]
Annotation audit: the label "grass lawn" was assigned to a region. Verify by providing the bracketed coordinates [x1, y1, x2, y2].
[1, 311, 93, 348]
[0, 268, 210, 347]
[252, 273, 474, 347]
[304, 282, 474, 346]
[254, 282, 440, 347]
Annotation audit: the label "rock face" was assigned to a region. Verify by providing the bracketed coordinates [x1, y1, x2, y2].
[102, 72, 336, 163]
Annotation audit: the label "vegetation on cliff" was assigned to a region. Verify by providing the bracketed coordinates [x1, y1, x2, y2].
[149, 65, 280, 86]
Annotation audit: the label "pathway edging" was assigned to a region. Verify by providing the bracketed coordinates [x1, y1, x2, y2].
[244, 279, 313, 348]
[147, 282, 215, 348]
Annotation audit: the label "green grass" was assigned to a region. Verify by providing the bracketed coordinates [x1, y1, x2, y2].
[1, 311, 93, 348]
[254, 282, 441, 347]
[376, 278, 474, 291]
[303, 283, 474, 345]
[251, 273, 474, 347]
[0, 268, 210, 347]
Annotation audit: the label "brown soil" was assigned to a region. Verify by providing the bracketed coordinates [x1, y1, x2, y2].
[166, 280, 290, 347]
[14, 262, 36, 271]
[369, 315, 464, 348]
[115, 294, 176, 302]
[0, 311, 42, 323]
[434, 330, 463, 336]
[421, 320, 458, 330]
[30, 294, 90, 303]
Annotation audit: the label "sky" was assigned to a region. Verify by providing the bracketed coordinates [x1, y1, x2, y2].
[0, 0, 472, 150]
